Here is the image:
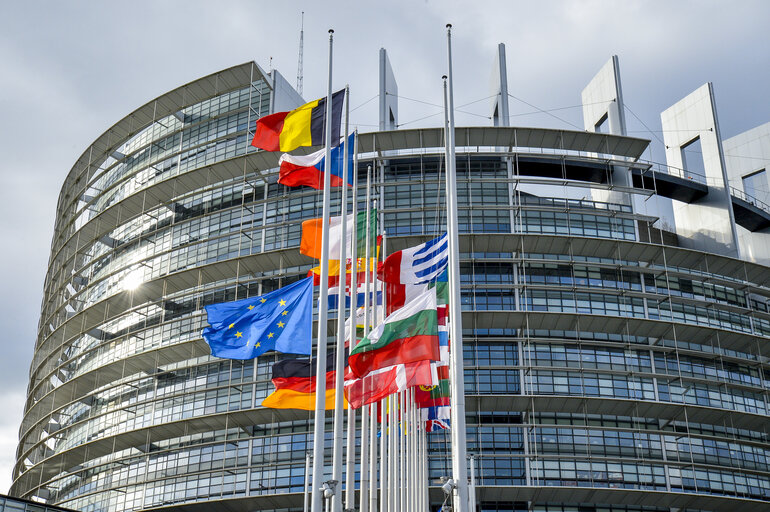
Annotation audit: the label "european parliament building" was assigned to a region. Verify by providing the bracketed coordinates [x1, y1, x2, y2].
[12, 45, 770, 512]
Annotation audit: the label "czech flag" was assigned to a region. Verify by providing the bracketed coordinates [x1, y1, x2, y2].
[251, 89, 345, 152]
[278, 133, 355, 189]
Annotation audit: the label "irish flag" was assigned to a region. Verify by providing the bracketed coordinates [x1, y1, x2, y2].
[348, 288, 440, 378]
[300, 210, 377, 261]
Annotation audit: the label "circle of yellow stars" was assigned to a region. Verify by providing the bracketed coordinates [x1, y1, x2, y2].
[226, 294, 290, 352]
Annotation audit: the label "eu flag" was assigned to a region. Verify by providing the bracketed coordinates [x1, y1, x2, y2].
[203, 277, 313, 359]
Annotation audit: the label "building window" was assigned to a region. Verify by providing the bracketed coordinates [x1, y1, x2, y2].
[594, 113, 609, 134]
[742, 168, 769, 205]
[681, 136, 706, 178]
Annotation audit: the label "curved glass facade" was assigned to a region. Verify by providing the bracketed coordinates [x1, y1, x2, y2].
[12, 62, 770, 512]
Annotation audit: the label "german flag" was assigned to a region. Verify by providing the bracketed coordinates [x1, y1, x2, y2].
[251, 89, 345, 152]
[261, 351, 348, 410]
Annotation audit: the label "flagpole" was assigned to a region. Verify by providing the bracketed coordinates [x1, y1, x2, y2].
[369, 400, 377, 511]
[360, 399, 370, 512]
[311, 29, 336, 512]
[344, 129, 359, 512]
[304, 452, 311, 512]
[380, 232, 386, 324]
[331, 84, 351, 512]
[405, 389, 411, 512]
[417, 415, 422, 512]
[389, 393, 397, 512]
[359, 164, 373, 512]
[415, 420, 420, 512]
[422, 423, 428, 510]
[444, 23, 469, 512]
[369, 208, 380, 512]
[409, 388, 419, 510]
[374, 231, 394, 512]
[399, 390, 406, 512]
[409, 388, 416, 512]
[380, 399, 388, 512]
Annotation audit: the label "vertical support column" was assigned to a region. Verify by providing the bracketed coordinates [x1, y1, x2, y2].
[490, 43, 510, 127]
[581, 55, 632, 206]
[661, 83, 740, 257]
[379, 48, 399, 131]
[723, 123, 770, 265]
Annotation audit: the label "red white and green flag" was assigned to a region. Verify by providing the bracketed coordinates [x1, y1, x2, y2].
[348, 288, 440, 378]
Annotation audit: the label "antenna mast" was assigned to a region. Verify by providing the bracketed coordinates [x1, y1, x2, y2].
[296, 11, 304, 96]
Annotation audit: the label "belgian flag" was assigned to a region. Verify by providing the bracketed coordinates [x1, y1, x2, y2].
[251, 89, 345, 152]
[261, 351, 348, 410]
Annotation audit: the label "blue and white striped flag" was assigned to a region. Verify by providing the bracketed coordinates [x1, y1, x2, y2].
[380, 233, 448, 285]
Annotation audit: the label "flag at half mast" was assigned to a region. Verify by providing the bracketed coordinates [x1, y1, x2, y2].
[348, 287, 440, 378]
[262, 351, 347, 410]
[344, 359, 436, 409]
[202, 277, 313, 359]
[278, 133, 354, 189]
[251, 89, 345, 152]
[300, 209, 377, 261]
[379, 233, 448, 284]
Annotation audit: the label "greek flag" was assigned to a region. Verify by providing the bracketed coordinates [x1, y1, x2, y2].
[379, 233, 448, 285]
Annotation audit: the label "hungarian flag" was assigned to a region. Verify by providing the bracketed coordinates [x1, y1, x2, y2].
[251, 90, 345, 152]
[348, 288, 440, 378]
[278, 133, 354, 189]
[344, 359, 436, 409]
[261, 351, 347, 410]
[300, 210, 377, 260]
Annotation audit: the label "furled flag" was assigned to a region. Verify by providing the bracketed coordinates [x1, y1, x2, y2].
[434, 279, 450, 367]
[328, 283, 382, 311]
[344, 304, 384, 344]
[416, 363, 451, 432]
[202, 277, 313, 359]
[425, 418, 451, 432]
[300, 210, 377, 261]
[251, 90, 345, 152]
[414, 366, 450, 408]
[348, 287, 440, 378]
[308, 258, 375, 287]
[379, 233, 448, 285]
[261, 351, 347, 410]
[344, 359, 436, 409]
[278, 133, 354, 189]
[420, 402, 451, 424]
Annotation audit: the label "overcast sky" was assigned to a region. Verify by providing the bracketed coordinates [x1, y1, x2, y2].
[1, 0, 769, 496]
